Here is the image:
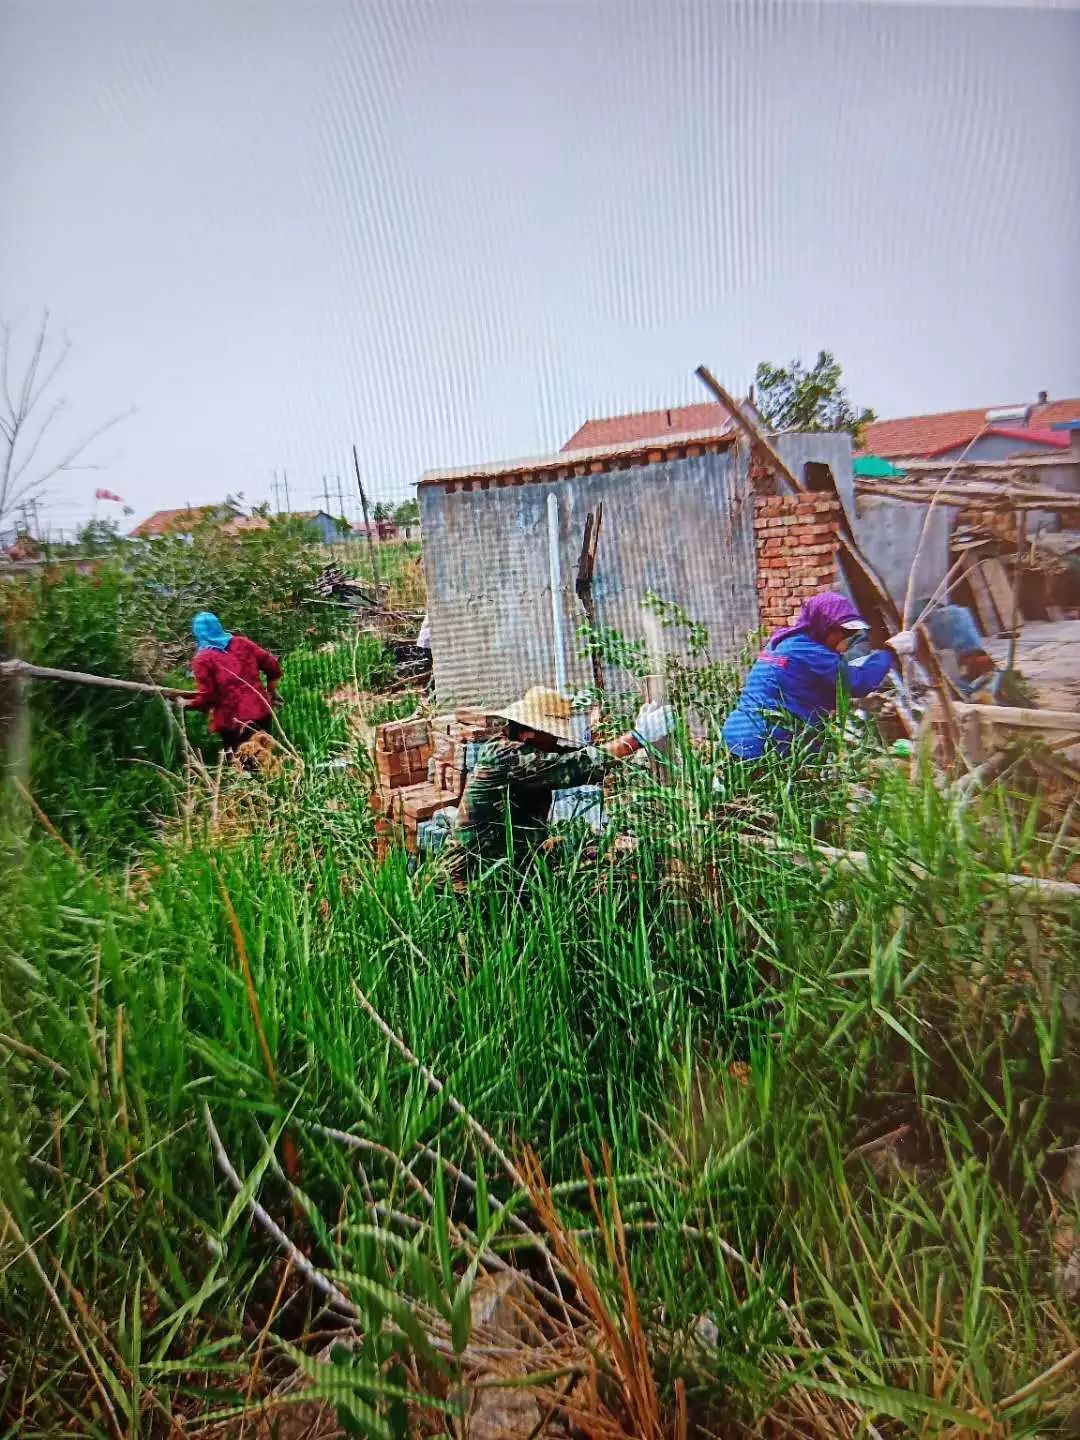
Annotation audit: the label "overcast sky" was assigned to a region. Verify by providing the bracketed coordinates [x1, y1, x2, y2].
[2, 0, 1078, 535]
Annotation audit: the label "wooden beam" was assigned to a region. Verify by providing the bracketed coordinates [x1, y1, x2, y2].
[575, 505, 605, 693]
[693, 365, 802, 491]
[949, 701, 1080, 734]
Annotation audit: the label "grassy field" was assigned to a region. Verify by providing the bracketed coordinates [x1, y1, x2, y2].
[2, 626, 1079, 1437]
[329, 539, 426, 612]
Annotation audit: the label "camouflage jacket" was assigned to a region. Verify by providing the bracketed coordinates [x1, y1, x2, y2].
[441, 737, 613, 886]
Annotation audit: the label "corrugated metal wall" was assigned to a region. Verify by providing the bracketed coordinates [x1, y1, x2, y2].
[420, 448, 760, 707]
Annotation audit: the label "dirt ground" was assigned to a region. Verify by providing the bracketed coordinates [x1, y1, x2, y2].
[986, 619, 1080, 713]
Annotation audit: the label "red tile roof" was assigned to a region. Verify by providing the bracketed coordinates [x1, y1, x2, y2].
[565, 397, 1080, 463]
[562, 402, 733, 451]
[129, 504, 239, 537]
[862, 399, 1080, 459]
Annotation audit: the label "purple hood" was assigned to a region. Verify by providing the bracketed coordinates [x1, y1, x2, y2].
[768, 591, 866, 648]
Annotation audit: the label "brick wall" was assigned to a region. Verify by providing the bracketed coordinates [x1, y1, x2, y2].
[754, 494, 841, 634]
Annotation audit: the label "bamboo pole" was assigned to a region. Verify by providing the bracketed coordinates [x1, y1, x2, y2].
[0, 658, 194, 699]
[744, 833, 1080, 904]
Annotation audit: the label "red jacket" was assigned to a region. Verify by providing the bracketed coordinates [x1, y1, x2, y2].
[189, 635, 281, 733]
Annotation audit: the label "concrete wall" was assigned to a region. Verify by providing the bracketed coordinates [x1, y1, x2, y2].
[851, 493, 951, 609]
[420, 449, 759, 707]
[772, 431, 856, 521]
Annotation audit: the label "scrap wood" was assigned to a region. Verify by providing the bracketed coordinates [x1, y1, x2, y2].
[856, 479, 1080, 511]
[981, 558, 1016, 635]
[959, 557, 1003, 635]
[914, 624, 962, 762]
[950, 701, 1080, 734]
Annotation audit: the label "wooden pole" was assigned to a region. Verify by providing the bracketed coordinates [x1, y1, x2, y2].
[1006, 510, 1027, 675]
[575, 505, 605, 693]
[694, 363, 902, 633]
[0, 659, 194, 699]
[352, 444, 383, 598]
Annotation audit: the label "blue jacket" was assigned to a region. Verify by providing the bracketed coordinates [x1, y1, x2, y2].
[722, 633, 894, 759]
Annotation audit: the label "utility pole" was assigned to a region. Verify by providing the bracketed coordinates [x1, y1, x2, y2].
[282, 468, 291, 513]
[321, 474, 333, 515]
[335, 476, 348, 521]
[352, 445, 382, 597]
[271, 470, 282, 513]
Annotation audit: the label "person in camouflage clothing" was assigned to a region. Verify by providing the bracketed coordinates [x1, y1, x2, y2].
[441, 686, 674, 888]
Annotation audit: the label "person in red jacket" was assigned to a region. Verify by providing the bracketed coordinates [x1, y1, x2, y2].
[183, 611, 281, 754]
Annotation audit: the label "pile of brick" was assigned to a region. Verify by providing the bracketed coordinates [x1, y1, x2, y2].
[754, 494, 841, 634]
[371, 710, 496, 859]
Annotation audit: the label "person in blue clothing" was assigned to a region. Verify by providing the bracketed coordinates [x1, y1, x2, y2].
[722, 591, 916, 760]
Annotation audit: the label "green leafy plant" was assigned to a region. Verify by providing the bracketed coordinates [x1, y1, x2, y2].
[755, 350, 875, 443]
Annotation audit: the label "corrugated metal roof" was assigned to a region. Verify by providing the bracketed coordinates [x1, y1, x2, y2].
[419, 427, 738, 491]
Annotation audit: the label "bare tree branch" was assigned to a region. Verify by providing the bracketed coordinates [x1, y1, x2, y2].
[10, 399, 66, 487]
[0, 311, 130, 529]
[15, 310, 50, 420]
[0, 322, 15, 419]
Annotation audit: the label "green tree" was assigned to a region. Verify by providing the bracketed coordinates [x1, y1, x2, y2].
[371, 501, 392, 523]
[754, 351, 875, 443]
[72, 518, 124, 555]
[392, 499, 419, 527]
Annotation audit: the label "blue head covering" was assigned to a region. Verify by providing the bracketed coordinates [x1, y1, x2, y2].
[192, 611, 233, 652]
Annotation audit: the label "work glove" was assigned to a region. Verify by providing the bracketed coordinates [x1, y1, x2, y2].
[885, 630, 917, 657]
[631, 701, 675, 747]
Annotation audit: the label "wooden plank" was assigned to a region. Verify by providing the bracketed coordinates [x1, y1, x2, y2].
[965, 564, 1002, 635]
[951, 701, 1080, 734]
[982, 558, 1016, 632]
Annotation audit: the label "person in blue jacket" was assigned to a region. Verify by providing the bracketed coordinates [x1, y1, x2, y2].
[722, 591, 916, 760]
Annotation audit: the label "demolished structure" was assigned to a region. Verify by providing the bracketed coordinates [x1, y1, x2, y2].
[417, 422, 859, 707]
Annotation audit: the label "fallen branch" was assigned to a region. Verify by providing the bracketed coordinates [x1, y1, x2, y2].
[202, 1104, 359, 1319]
[1, 657, 194, 699]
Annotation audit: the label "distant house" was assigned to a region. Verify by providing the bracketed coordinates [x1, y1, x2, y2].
[861, 395, 1080, 471]
[286, 510, 346, 544]
[352, 518, 398, 542]
[856, 395, 1080, 604]
[1, 529, 41, 561]
[129, 503, 242, 539]
[221, 515, 271, 536]
[562, 398, 765, 452]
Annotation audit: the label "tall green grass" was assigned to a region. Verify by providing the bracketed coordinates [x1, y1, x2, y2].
[1, 670, 1078, 1435]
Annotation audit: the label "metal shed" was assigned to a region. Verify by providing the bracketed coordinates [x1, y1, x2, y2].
[418, 428, 855, 707]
